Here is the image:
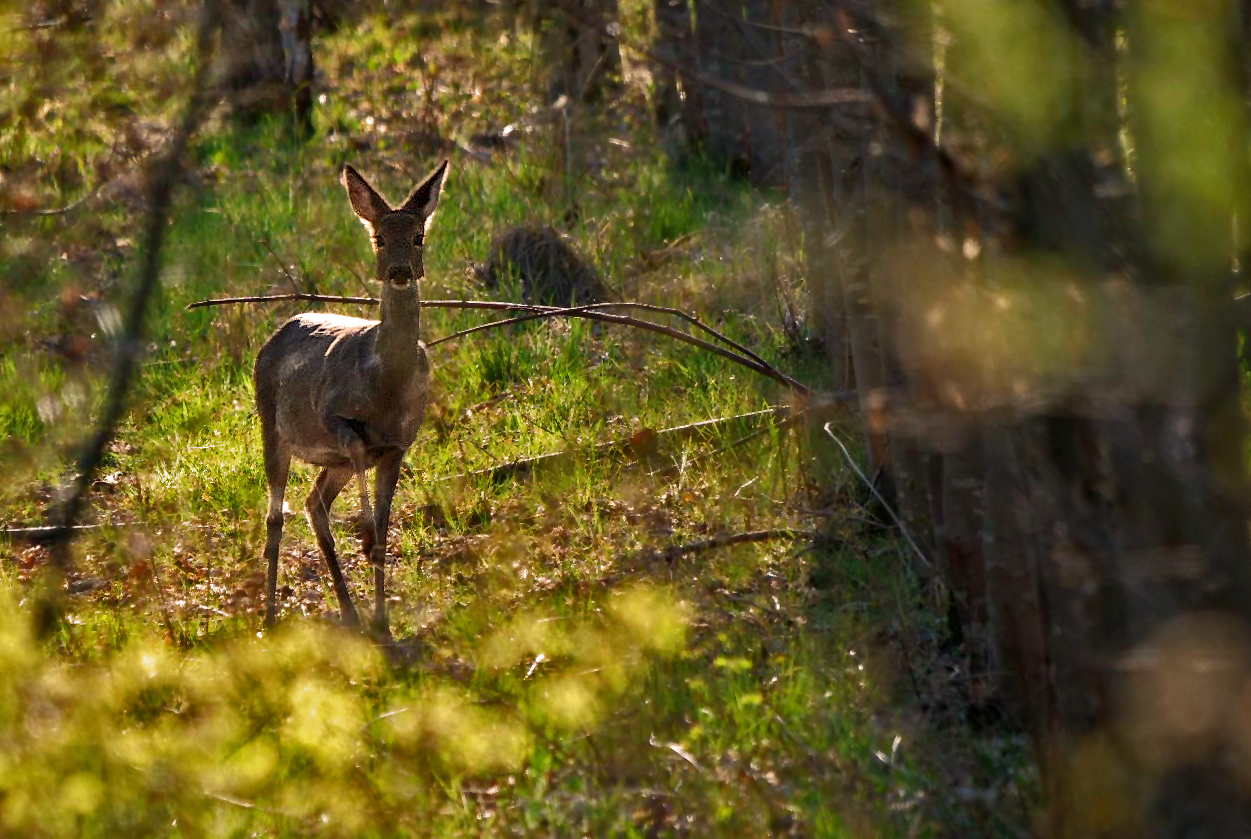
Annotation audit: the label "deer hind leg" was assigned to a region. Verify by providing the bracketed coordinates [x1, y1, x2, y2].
[305, 466, 359, 626]
[349, 458, 386, 635]
[368, 450, 405, 636]
[262, 440, 292, 628]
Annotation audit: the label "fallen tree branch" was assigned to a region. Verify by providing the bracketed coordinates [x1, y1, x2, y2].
[189, 293, 770, 374]
[428, 301, 809, 394]
[644, 390, 858, 479]
[186, 294, 810, 395]
[645, 408, 811, 480]
[190, 294, 757, 349]
[649, 529, 809, 563]
[2, 523, 138, 544]
[440, 405, 796, 484]
[428, 300, 776, 374]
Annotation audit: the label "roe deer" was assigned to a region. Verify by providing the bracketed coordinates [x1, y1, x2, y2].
[254, 159, 449, 633]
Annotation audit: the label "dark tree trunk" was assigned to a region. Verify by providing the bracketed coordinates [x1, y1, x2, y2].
[735, 0, 786, 186]
[652, 2, 1251, 829]
[692, 0, 747, 175]
[859, 0, 938, 562]
[532, 0, 621, 105]
[653, 0, 704, 147]
[781, 1, 862, 384]
[980, 425, 1055, 744]
[1102, 1, 1251, 833]
[220, 0, 314, 132]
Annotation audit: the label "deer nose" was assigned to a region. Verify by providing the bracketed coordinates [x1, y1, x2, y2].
[386, 265, 414, 286]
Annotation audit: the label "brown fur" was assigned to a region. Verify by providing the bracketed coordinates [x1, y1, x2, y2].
[254, 159, 449, 634]
[477, 223, 615, 306]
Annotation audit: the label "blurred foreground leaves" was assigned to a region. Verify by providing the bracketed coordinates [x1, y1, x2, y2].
[0, 584, 688, 836]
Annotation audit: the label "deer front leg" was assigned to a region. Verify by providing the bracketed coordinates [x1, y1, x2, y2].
[369, 450, 405, 636]
[304, 466, 358, 626]
[325, 415, 378, 626]
[262, 440, 291, 628]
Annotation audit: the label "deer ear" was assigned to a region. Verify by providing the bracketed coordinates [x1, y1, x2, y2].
[399, 158, 449, 229]
[341, 165, 393, 229]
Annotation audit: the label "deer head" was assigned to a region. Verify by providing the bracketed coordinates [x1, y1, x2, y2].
[341, 159, 449, 290]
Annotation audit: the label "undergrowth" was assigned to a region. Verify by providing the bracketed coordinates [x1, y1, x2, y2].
[0, 3, 1036, 836]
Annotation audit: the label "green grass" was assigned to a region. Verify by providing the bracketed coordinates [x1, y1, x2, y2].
[0, 4, 1036, 836]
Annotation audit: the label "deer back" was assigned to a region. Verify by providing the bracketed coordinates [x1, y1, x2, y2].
[254, 160, 448, 468]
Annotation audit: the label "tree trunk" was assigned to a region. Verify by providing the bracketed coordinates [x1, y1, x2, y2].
[532, 0, 621, 105]
[692, 0, 748, 175]
[653, 0, 705, 151]
[220, 0, 314, 132]
[859, 0, 938, 562]
[784, 1, 861, 386]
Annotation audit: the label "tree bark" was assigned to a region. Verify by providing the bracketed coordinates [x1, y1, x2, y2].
[692, 0, 748, 175]
[220, 0, 314, 132]
[532, 0, 622, 105]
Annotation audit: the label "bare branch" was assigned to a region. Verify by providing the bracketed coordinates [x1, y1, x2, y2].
[424, 300, 809, 394]
[186, 295, 812, 395]
[0, 180, 105, 217]
[258, 237, 307, 294]
[186, 292, 378, 309]
[823, 422, 931, 570]
[433, 300, 777, 374]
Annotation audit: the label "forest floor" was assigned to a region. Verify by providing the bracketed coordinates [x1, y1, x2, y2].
[0, 5, 1035, 836]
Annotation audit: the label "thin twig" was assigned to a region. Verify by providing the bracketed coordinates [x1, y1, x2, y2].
[203, 790, 294, 818]
[0, 179, 105, 217]
[258, 237, 306, 294]
[823, 422, 931, 570]
[145, 546, 179, 643]
[649, 735, 706, 773]
[332, 256, 373, 297]
[2, 523, 139, 544]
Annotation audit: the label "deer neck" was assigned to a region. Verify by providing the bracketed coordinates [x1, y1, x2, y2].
[374, 284, 424, 384]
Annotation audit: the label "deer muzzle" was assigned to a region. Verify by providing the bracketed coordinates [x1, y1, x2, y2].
[386, 265, 415, 288]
